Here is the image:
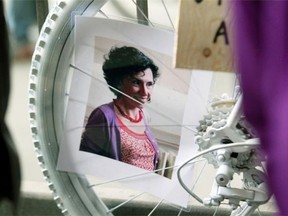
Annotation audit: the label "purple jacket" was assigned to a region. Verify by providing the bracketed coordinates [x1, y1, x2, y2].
[80, 102, 159, 169]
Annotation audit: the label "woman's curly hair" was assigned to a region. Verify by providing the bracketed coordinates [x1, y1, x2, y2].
[102, 46, 160, 96]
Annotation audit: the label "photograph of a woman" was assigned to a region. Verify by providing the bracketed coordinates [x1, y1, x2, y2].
[57, 17, 219, 206]
[79, 46, 160, 171]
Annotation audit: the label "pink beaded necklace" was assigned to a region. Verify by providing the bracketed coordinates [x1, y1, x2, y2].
[113, 100, 143, 123]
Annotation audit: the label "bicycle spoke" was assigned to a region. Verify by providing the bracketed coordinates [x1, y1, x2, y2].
[106, 192, 146, 213]
[161, 0, 175, 30]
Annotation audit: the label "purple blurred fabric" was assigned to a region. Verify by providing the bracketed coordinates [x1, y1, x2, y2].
[233, 1, 288, 215]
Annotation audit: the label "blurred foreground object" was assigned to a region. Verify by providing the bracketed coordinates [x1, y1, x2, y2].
[0, 0, 21, 212]
[233, 1, 288, 215]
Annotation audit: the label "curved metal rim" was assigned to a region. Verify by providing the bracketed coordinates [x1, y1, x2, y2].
[29, 0, 110, 215]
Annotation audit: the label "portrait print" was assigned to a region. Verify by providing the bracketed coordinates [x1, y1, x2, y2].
[56, 16, 236, 207]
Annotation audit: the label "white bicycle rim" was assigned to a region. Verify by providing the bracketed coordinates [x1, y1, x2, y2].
[29, 1, 113, 215]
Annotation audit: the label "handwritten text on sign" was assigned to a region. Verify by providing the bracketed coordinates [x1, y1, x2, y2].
[174, 0, 233, 72]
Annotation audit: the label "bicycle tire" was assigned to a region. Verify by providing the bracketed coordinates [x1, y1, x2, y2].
[29, 0, 112, 215]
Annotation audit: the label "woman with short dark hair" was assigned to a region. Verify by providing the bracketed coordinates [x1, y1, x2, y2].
[80, 46, 160, 171]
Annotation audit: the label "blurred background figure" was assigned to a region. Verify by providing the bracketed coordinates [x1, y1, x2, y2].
[7, 0, 37, 60]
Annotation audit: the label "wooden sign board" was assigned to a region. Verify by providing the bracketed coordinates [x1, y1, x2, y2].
[174, 0, 234, 72]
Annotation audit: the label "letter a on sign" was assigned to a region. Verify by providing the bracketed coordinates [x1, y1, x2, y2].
[174, 0, 234, 72]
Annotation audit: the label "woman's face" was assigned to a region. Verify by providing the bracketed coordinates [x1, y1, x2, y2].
[120, 68, 154, 108]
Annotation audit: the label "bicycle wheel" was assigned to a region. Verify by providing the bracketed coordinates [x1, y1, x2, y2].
[28, 0, 273, 215]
